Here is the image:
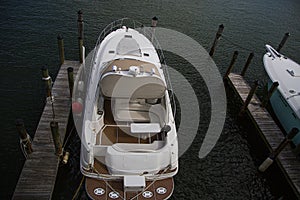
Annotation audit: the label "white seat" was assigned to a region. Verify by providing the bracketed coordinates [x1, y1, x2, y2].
[115, 110, 150, 122]
[130, 123, 161, 133]
[111, 99, 164, 127]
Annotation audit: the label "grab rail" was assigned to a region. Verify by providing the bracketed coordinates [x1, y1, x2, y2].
[265, 44, 282, 59]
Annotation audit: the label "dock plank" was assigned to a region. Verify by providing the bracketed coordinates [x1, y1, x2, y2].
[13, 61, 81, 199]
[227, 73, 300, 198]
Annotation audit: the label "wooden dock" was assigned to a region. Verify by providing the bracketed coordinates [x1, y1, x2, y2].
[13, 61, 81, 199]
[227, 73, 300, 199]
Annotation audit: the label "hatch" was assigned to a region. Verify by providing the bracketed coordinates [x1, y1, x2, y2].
[116, 36, 141, 56]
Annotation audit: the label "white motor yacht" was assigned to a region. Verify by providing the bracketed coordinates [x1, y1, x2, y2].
[77, 19, 178, 200]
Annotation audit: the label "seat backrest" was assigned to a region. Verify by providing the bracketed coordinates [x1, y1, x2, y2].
[100, 73, 166, 99]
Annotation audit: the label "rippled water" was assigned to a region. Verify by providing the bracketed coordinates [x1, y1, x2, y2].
[0, 0, 299, 199]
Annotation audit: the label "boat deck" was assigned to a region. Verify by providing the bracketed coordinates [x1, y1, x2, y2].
[93, 99, 165, 175]
[94, 157, 109, 175]
[98, 126, 163, 145]
[227, 73, 300, 199]
[85, 177, 174, 200]
[99, 100, 164, 145]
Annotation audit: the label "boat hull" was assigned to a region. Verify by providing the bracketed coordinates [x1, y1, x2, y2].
[85, 177, 174, 200]
[80, 20, 178, 200]
[268, 79, 300, 145]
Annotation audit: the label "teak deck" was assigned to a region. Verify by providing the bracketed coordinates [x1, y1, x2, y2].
[227, 73, 300, 198]
[85, 177, 174, 200]
[12, 61, 81, 199]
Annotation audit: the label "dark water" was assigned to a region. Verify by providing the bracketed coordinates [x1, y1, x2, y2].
[0, 0, 299, 199]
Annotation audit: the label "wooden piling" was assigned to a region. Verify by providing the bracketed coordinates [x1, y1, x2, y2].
[78, 10, 84, 63]
[239, 80, 259, 115]
[77, 10, 84, 39]
[78, 37, 84, 63]
[41, 66, 55, 120]
[151, 16, 158, 43]
[209, 24, 224, 56]
[67, 67, 74, 97]
[259, 128, 299, 172]
[151, 16, 158, 27]
[41, 66, 52, 98]
[241, 52, 254, 76]
[224, 51, 238, 79]
[50, 121, 62, 156]
[261, 81, 279, 107]
[15, 119, 33, 155]
[273, 128, 298, 157]
[277, 32, 290, 52]
[57, 34, 65, 65]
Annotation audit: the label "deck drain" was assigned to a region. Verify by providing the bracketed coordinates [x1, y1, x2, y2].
[156, 187, 167, 194]
[142, 191, 153, 198]
[109, 191, 119, 199]
[94, 187, 105, 196]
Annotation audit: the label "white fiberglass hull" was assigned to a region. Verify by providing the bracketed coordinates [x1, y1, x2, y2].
[263, 45, 300, 145]
[76, 19, 178, 199]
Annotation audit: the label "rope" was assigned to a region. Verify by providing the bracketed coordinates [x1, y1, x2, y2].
[62, 117, 79, 151]
[92, 167, 126, 199]
[104, 180, 126, 200]
[20, 141, 28, 159]
[62, 125, 75, 149]
[128, 166, 171, 200]
[72, 176, 85, 200]
[221, 34, 254, 52]
[19, 134, 32, 159]
[60, 118, 77, 163]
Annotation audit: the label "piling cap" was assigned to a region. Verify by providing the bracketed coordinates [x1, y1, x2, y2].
[67, 67, 74, 72]
[15, 119, 24, 126]
[151, 16, 158, 27]
[57, 34, 63, 40]
[78, 10, 83, 15]
[50, 121, 59, 128]
[41, 66, 48, 71]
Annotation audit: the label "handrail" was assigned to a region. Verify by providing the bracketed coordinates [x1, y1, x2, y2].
[265, 44, 282, 59]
